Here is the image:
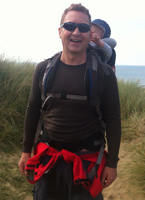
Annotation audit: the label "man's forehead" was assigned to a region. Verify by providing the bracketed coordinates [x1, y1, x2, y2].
[63, 11, 90, 24]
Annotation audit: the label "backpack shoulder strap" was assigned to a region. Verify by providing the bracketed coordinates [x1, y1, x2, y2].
[85, 52, 110, 106]
[41, 52, 61, 101]
[34, 51, 110, 145]
[107, 48, 116, 70]
[85, 52, 111, 131]
[34, 52, 61, 146]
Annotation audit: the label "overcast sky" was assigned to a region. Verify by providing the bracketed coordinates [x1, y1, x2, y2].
[0, 0, 145, 65]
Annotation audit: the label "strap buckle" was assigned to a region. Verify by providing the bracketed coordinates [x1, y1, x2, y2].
[59, 93, 67, 99]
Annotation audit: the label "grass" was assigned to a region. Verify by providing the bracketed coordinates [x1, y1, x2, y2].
[0, 57, 34, 199]
[121, 112, 145, 141]
[117, 79, 145, 198]
[129, 142, 145, 196]
[0, 57, 145, 199]
[118, 79, 145, 119]
[0, 57, 35, 152]
[0, 152, 33, 200]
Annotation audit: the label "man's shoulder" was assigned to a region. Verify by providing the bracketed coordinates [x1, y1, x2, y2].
[87, 51, 113, 77]
[36, 59, 48, 70]
[34, 60, 48, 79]
[87, 43, 105, 63]
[36, 52, 61, 69]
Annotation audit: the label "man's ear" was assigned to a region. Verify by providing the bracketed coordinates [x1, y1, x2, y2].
[58, 27, 62, 39]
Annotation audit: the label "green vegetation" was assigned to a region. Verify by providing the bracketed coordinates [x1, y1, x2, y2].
[0, 152, 33, 200]
[118, 79, 145, 197]
[0, 57, 145, 199]
[0, 57, 35, 152]
[129, 142, 145, 196]
[118, 79, 145, 119]
[0, 57, 34, 200]
[118, 79, 145, 141]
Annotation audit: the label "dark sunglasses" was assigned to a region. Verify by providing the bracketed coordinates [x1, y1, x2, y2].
[60, 22, 90, 33]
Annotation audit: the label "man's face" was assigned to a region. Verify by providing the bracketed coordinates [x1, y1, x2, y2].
[91, 24, 104, 39]
[59, 11, 91, 55]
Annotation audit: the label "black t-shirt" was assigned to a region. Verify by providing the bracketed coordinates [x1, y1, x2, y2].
[23, 56, 121, 168]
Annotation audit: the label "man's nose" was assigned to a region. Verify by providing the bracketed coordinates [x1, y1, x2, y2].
[72, 26, 81, 34]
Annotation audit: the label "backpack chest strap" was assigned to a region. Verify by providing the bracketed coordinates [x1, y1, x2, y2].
[46, 93, 88, 100]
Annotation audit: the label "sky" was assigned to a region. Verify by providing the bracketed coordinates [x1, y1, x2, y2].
[0, 0, 145, 65]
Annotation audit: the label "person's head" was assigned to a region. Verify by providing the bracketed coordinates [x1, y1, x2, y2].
[91, 19, 111, 39]
[60, 3, 91, 26]
[58, 3, 92, 56]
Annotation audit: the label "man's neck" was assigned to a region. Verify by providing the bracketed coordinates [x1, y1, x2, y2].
[60, 52, 87, 65]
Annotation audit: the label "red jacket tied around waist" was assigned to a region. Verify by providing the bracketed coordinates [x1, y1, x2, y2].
[25, 142, 107, 198]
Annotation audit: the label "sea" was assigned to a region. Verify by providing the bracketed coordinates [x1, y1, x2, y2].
[116, 65, 145, 87]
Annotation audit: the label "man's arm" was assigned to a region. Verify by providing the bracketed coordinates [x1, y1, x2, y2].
[102, 38, 117, 49]
[19, 152, 31, 175]
[18, 60, 47, 175]
[101, 167, 117, 188]
[101, 67, 121, 187]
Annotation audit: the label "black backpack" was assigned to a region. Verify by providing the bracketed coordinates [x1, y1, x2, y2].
[34, 51, 111, 145]
[87, 43, 116, 73]
[107, 48, 116, 67]
[32, 51, 111, 183]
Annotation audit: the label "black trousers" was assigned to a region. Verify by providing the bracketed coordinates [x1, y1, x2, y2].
[32, 158, 104, 200]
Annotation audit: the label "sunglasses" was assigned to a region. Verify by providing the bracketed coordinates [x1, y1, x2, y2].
[60, 22, 90, 33]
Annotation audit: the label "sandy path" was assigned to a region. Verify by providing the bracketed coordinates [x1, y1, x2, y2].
[16, 143, 144, 200]
[102, 143, 144, 200]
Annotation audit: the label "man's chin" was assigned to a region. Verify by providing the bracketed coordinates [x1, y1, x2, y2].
[69, 48, 84, 55]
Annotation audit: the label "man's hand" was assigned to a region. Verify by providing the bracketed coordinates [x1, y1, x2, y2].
[18, 152, 31, 176]
[101, 166, 117, 188]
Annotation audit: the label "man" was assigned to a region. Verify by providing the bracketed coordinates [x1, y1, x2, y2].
[19, 3, 121, 200]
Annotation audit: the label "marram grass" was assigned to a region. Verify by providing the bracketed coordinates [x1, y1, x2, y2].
[0, 57, 35, 151]
[127, 142, 145, 196]
[0, 57, 145, 199]
[118, 79, 145, 119]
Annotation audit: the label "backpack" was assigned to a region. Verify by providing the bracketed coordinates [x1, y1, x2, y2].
[30, 51, 110, 188]
[34, 51, 110, 145]
[87, 43, 116, 73]
[107, 48, 116, 73]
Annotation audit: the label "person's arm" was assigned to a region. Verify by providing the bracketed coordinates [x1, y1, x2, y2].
[101, 167, 117, 188]
[103, 68, 121, 167]
[101, 67, 121, 187]
[18, 60, 47, 175]
[19, 152, 31, 175]
[102, 38, 117, 49]
[101, 43, 112, 62]
[91, 34, 112, 62]
[23, 63, 44, 152]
